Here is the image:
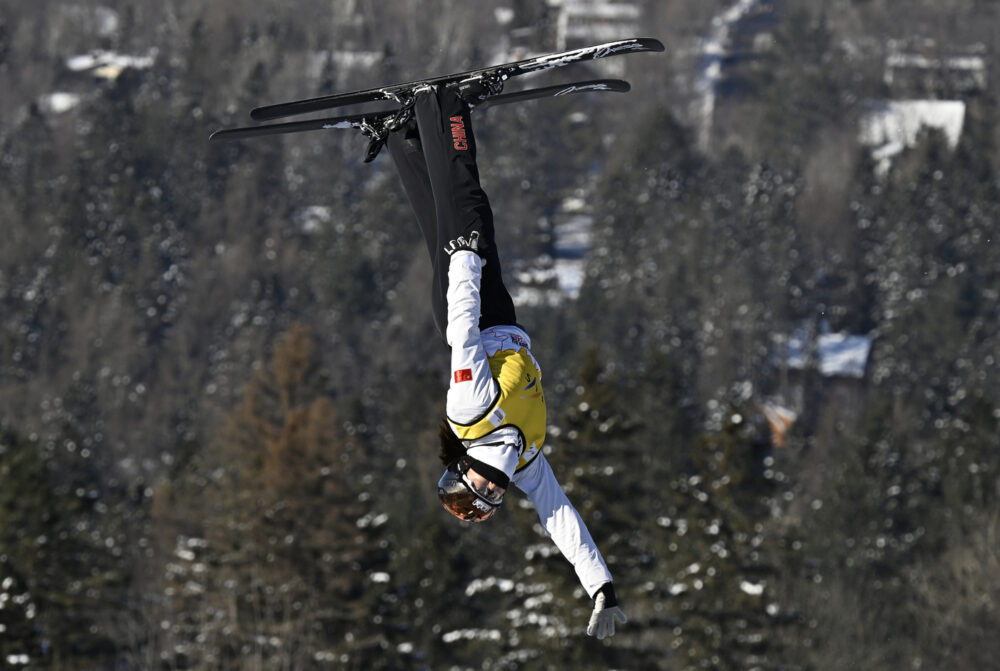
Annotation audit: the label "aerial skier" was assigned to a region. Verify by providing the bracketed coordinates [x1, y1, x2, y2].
[383, 82, 627, 639]
[211, 36, 664, 642]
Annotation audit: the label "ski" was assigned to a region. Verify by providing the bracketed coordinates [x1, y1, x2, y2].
[478, 78, 630, 108]
[209, 79, 631, 144]
[249, 37, 663, 121]
[210, 110, 385, 143]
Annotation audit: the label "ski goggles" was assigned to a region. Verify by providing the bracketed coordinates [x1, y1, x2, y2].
[437, 458, 506, 523]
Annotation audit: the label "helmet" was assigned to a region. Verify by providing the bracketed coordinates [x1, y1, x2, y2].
[437, 455, 506, 523]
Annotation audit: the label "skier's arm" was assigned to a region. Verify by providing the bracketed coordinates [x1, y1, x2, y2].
[445, 250, 498, 423]
[512, 453, 613, 597]
[513, 454, 626, 638]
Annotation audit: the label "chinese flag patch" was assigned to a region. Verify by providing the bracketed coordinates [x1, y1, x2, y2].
[454, 368, 473, 383]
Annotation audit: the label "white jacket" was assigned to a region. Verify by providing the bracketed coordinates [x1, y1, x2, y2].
[444, 250, 613, 597]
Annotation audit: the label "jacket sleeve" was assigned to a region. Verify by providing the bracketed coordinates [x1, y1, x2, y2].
[445, 251, 499, 424]
[512, 453, 613, 597]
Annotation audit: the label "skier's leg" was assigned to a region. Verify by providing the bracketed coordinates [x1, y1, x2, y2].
[386, 121, 449, 338]
[386, 122, 437, 261]
[413, 85, 517, 330]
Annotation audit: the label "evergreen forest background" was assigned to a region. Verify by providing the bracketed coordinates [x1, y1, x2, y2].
[1, 1, 998, 669]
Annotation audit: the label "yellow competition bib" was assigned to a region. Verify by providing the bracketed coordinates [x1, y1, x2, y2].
[448, 348, 546, 471]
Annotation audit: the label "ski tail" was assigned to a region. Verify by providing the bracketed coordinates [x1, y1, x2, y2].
[249, 37, 662, 121]
[477, 79, 630, 108]
[209, 110, 382, 142]
[209, 79, 630, 143]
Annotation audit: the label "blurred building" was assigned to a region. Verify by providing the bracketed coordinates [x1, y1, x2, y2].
[548, 0, 641, 51]
[767, 323, 873, 448]
[858, 38, 988, 176]
[883, 39, 987, 98]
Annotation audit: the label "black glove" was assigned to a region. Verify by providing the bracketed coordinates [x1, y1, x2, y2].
[442, 230, 485, 257]
[587, 582, 627, 639]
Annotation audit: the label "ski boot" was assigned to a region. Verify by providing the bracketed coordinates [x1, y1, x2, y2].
[453, 73, 504, 106]
[361, 121, 389, 163]
[361, 92, 419, 162]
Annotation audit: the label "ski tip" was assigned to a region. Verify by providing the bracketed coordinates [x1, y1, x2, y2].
[209, 127, 251, 142]
[636, 37, 666, 52]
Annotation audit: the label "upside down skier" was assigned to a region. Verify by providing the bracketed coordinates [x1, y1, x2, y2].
[383, 83, 627, 639]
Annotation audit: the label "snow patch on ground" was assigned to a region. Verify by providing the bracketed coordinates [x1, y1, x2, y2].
[294, 206, 333, 234]
[38, 92, 82, 114]
[552, 213, 593, 258]
[66, 49, 156, 80]
[465, 576, 516, 596]
[778, 327, 872, 378]
[859, 100, 966, 175]
[859, 100, 965, 149]
[814, 333, 873, 378]
[442, 628, 502, 644]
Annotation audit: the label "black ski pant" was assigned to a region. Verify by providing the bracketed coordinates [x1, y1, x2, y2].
[386, 85, 517, 340]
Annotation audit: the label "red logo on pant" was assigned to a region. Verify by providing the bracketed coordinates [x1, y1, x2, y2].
[450, 116, 468, 151]
[454, 368, 473, 383]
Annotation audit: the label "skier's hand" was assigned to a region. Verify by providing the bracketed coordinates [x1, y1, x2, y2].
[443, 230, 486, 257]
[587, 584, 627, 640]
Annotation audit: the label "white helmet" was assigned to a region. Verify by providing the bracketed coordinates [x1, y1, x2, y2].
[437, 454, 508, 523]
